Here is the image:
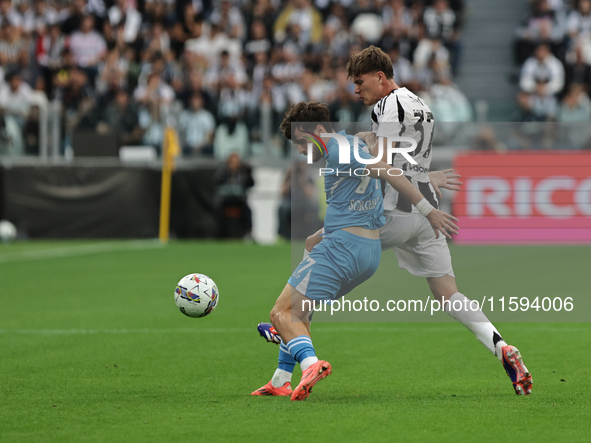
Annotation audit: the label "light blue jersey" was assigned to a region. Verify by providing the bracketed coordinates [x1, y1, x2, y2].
[322, 131, 385, 234]
[288, 130, 384, 301]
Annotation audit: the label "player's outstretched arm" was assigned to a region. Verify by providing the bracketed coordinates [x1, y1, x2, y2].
[366, 162, 459, 239]
[428, 169, 463, 199]
[356, 132, 463, 200]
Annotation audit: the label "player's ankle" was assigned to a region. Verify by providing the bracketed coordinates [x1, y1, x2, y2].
[300, 356, 319, 371]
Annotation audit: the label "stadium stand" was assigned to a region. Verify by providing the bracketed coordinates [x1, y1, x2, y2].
[0, 0, 475, 160]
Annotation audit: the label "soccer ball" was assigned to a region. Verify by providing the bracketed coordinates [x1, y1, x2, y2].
[0, 220, 17, 243]
[174, 273, 219, 318]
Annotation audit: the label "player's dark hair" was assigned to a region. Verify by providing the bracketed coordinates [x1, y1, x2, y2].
[279, 102, 333, 140]
[346, 45, 394, 79]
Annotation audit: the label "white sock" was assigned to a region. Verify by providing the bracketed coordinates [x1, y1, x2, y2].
[271, 368, 292, 388]
[300, 356, 319, 371]
[444, 292, 507, 360]
[303, 248, 310, 260]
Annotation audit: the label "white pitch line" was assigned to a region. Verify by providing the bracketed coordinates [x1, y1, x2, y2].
[0, 240, 165, 264]
[0, 325, 588, 335]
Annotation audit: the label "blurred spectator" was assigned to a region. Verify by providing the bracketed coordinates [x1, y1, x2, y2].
[415, 53, 450, 89]
[423, 0, 461, 73]
[133, 70, 174, 104]
[60, 0, 88, 35]
[381, 0, 418, 59]
[96, 88, 142, 147]
[271, 44, 304, 84]
[214, 153, 255, 239]
[0, 70, 33, 127]
[86, 0, 107, 21]
[425, 73, 473, 122]
[520, 44, 564, 96]
[470, 126, 507, 152]
[107, 0, 142, 44]
[18, 56, 39, 93]
[517, 81, 559, 121]
[177, 70, 215, 114]
[564, 44, 591, 95]
[135, 71, 174, 149]
[58, 67, 96, 132]
[68, 14, 107, 80]
[244, 19, 271, 61]
[205, 49, 247, 90]
[248, 50, 269, 97]
[350, 0, 383, 46]
[0, 0, 23, 29]
[0, 110, 24, 155]
[143, 21, 171, 56]
[389, 43, 414, 87]
[209, 0, 245, 41]
[217, 73, 249, 126]
[36, 23, 65, 81]
[558, 83, 591, 148]
[95, 47, 127, 95]
[23, 0, 59, 35]
[566, 0, 591, 43]
[274, 0, 323, 46]
[207, 22, 242, 61]
[312, 18, 349, 59]
[178, 92, 215, 156]
[558, 82, 591, 121]
[515, 0, 566, 64]
[413, 37, 450, 74]
[329, 85, 363, 122]
[243, 0, 275, 40]
[0, 22, 27, 70]
[184, 14, 209, 62]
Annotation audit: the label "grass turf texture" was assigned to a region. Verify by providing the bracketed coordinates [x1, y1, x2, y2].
[0, 240, 589, 442]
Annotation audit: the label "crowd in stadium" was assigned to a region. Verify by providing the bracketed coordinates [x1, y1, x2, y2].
[0, 0, 470, 157]
[5, 0, 591, 157]
[515, 0, 591, 127]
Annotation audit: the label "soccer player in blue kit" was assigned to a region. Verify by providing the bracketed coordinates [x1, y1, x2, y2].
[251, 102, 459, 400]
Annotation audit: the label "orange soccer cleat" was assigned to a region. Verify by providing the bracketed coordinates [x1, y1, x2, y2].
[502, 345, 533, 395]
[251, 381, 292, 396]
[291, 360, 332, 401]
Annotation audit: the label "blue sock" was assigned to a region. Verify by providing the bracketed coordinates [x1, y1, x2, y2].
[278, 340, 296, 372]
[286, 335, 316, 364]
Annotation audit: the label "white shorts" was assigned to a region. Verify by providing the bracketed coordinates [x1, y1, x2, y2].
[379, 210, 455, 278]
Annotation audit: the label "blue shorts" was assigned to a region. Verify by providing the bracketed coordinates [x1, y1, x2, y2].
[288, 229, 381, 302]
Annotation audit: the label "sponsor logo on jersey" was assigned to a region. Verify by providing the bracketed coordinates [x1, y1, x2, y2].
[402, 163, 430, 173]
[349, 197, 381, 212]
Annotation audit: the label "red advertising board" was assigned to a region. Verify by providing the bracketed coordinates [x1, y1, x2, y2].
[452, 152, 591, 244]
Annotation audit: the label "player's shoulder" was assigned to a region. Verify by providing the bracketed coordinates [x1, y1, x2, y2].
[372, 87, 430, 123]
[371, 89, 398, 123]
[394, 87, 430, 111]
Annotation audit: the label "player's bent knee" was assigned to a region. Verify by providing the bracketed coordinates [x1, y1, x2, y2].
[270, 304, 285, 322]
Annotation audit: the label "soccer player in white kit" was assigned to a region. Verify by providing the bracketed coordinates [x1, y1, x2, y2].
[346, 46, 532, 395]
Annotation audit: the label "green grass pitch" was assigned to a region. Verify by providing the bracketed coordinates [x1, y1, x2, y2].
[0, 240, 589, 442]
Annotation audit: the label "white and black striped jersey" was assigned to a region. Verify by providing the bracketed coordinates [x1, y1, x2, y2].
[371, 87, 438, 214]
